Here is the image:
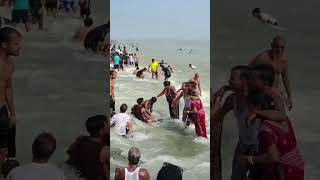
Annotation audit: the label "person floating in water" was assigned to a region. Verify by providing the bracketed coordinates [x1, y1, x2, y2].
[252, 8, 278, 26]
[84, 22, 109, 53]
[73, 17, 94, 42]
[189, 64, 197, 70]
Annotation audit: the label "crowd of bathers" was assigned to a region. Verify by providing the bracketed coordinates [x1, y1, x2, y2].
[212, 36, 304, 180]
[109, 43, 208, 139]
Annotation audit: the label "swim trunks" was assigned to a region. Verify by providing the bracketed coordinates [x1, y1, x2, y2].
[0, 105, 9, 149]
[45, 0, 57, 9]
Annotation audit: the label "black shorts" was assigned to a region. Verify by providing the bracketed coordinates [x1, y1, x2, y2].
[84, 40, 98, 52]
[45, 0, 57, 9]
[12, 9, 29, 24]
[80, 6, 90, 17]
[0, 106, 10, 149]
[114, 64, 119, 70]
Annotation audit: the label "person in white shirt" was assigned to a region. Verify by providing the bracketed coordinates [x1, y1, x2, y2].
[111, 103, 133, 136]
[114, 147, 150, 180]
[6, 132, 65, 180]
[253, 8, 278, 26]
[189, 64, 197, 70]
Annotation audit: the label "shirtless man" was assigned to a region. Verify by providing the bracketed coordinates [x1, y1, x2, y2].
[189, 73, 201, 96]
[114, 147, 150, 180]
[0, 27, 22, 159]
[131, 98, 156, 123]
[143, 97, 157, 114]
[249, 36, 293, 110]
[110, 70, 117, 113]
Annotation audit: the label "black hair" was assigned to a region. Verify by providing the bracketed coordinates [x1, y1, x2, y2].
[85, 115, 107, 137]
[151, 97, 157, 102]
[251, 64, 275, 86]
[136, 67, 139, 70]
[253, 8, 261, 14]
[2, 159, 20, 178]
[137, 98, 144, 105]
[231, 65, 251, 80]
[164, 81, 170, 86]
[0, 27, 21, 45]
[32, 132, 56, 161]
[120, 103, 128, 113]
[84, 17, 93, 27]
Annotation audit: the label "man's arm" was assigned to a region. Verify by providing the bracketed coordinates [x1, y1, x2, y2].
[127, 119, 133, 134]
[282, 60, 292, 110]
[156, 89, 165, 98]
[212, 94, 234, 123]
[139, 169, 150, 180]
[6, 71, 16, 127]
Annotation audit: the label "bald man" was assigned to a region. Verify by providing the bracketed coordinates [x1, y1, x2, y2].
[249, 36, 293, 110]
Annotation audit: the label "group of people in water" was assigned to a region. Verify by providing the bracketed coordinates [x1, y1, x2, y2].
[212, 35, 303, 180]
[0, 0, 92, 31]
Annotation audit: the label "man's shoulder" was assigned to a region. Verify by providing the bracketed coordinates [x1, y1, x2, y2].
[139, 168, 149, 176]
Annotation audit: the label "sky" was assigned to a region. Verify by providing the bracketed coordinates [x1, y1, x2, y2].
[110, 0, 210, 40]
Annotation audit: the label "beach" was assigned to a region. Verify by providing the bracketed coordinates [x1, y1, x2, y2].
[110, 39, 210, 180]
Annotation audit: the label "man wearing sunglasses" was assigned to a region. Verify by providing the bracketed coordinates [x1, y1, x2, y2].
[249, 36, 293, 111]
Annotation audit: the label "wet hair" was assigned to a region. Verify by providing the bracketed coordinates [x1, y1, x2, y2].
[137, 98, 144, 105]
[110, 70, 116, 75]
[0, 27, 21, 45]
[151, 97, 157, 103]
[188, 81, 197, 89]
[251, 64, 275, 86]
[120, 103, 128, 113]
[2, 159, 20, 178]
[164, 81, 170, 86]
[136, 67, 139, 70]
[128, 147, 141, 165]
[253, 8, 260, 14]
[271, 35, 286, 46]
[152, 59, 155, 62]
[32, 132, 56, 161]
[85, 115, 107, 137]
[84, 17, 93, 27]
[231, 65, 251, 80]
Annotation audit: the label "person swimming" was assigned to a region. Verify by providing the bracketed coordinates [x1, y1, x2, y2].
[189, 64, 197, 70]
[136, 68, 147, 79]
[73, 17, 94, 41]
[252, 8, 278, 26]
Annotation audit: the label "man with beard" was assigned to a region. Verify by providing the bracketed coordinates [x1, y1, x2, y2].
[0, 27, 22, 159]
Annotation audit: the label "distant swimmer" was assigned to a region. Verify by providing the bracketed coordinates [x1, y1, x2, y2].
[136, 68, 147, 79]
[253, 8, 279, 26]
[189, 64, 197, 70]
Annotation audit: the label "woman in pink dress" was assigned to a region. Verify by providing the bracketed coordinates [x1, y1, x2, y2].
[240, 116, 304, 180]
[187, 90, 207, 138]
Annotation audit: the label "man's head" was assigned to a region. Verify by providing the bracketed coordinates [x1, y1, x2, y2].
[85, 115, 108, 139]
[229, 65, 251, 92]
[120, 103, 128, 113]
[84, 17, 93, 27]
[271, 35, 286, 58]
[252, 8, 261, 17]
[152, 59, 155, 62]
[110, 70, 117, 79]
[0, 27, 22, 56]
[136, 67, 139, 70]
[163, 81, 170, 87]
[189, 64, 191, 67]
[188, 81, 197, 90]
[32, 132, 56, 162]
[250, 64, 275, 92]
[128, 147, 141, 165]
[150, 97, 157, 103]
[137, 98, 144, 105]
[194, 73, 199, 78]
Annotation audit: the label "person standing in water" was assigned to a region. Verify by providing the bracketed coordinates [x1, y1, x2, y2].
[0, 27, 22, 159]
[143, 97, 157, 114]
[148, 58, 159, 79]
[11, 0, 30, 32]
[111, 104, 133, 137]
[29, 0, 46, 31]
[157, 81, 179, 119]
[79, 0, 90, 19]
[45, 0, 58, 17]
[110, 70, 117, 113]
[187, 89, 207, 138]
[249, 35, 293, 110]
[131, 98, 156, 123]
[189, 73, 202, 96]
[114, 147, 150, 180]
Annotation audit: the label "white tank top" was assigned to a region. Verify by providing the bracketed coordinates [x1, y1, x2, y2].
[125, 167, 140, 180]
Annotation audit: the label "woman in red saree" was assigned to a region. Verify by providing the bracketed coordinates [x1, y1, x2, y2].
[188, 90, 207, 138]
[240, 117, 304, 180]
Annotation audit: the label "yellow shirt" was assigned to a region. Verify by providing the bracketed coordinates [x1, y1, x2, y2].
[150, 61, 158, 72]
